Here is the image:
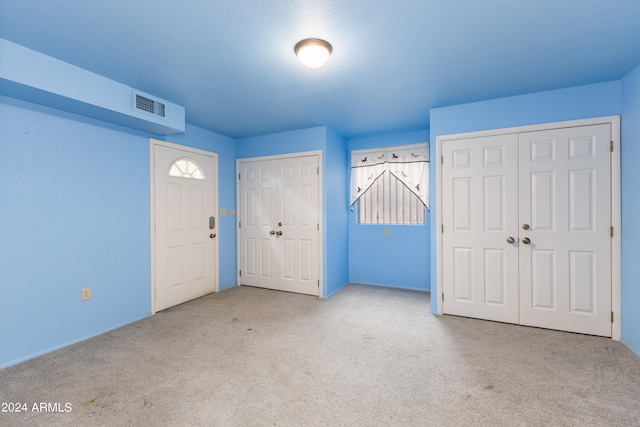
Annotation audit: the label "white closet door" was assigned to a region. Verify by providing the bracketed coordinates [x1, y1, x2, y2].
[277, 156, 320, 295]
[442, 134, 520, 323]
[238, 155, 320, 296]
[518, 124, 611, 336]
[239, 160, 277, 289]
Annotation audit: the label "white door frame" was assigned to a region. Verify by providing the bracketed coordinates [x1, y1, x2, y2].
[236, 150, 323, 297]
[150, 138, 219, 315]
[435, 116, 621, 340]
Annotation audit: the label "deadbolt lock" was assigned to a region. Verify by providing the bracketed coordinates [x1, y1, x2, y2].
[278, 222, 283, 227]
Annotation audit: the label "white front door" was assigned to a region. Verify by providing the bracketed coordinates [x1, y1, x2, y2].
[442, 134, 520, 324]
[154, 144, 217, 311]
[442, 124, 612, 336]
[239, 155, 320, 296]
[518, 124, 611, 336]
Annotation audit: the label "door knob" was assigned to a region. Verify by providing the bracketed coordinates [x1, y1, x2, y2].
[522, 224, 530, 230]
[506, 237, 515, 244]
[278, 222, 283, 227]
[270, 230, 276, 235]
[210, 233, 216, 239]
[522, 237, 531, 244]
[276, 230, 283, 236]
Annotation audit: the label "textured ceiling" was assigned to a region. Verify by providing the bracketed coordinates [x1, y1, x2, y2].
[2, 0, 640, 138]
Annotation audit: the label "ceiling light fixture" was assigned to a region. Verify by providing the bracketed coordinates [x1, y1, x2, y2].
[294, 38, 333, 69]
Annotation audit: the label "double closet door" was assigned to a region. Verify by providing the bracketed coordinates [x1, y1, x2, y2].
[442, 124, 612, 336]
[238, 154, 320, 296]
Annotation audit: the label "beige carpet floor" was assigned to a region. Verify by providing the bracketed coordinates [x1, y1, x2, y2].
[1, 284, 639, 426]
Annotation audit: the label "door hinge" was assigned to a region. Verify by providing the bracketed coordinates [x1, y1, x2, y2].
[239, 222, 241, 229]
[238, 173, 241, 180]
[441, 224, 444, 233]
[610, 141, 614, 152]
[610, 226, 614, 238]
[611, 311, 614, 323]
[317, 279, 320, 287]
[317, 223, 319, 231]
[317, 166, 319, 175]
[442, 293, 444, 302]
[441, 155, 443, 165]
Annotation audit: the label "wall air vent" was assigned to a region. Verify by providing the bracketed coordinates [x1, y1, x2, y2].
[135, 93, 165, 117]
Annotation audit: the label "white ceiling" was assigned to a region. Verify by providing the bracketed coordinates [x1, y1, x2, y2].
[2, 0, 640, 138]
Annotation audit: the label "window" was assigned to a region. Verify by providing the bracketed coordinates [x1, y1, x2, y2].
[350, 142, 429, 224]
[358, 171, 425, 224]
[169, 158, 204, 180]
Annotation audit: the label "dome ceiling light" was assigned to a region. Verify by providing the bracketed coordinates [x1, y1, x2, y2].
[294, 38, 333, 69]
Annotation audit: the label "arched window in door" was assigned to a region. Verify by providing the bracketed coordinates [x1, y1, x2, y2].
[168, 158, 205, 180]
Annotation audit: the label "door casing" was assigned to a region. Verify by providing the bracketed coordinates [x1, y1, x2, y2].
[435, 116, 621, 340]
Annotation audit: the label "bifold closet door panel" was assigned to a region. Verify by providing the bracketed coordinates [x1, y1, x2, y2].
[276, 156, 320, 296]
[239, 160, 278, 289]
[518, 124, 611, 336]
[442, 134, 520, 324]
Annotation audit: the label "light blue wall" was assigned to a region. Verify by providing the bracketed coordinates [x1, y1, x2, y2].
[236, 126, 349, 297]
[0, 96, 236, 369]
[428, 81, 623, 315]
[620, 65, 640, 356]
[236, 126, 326, 158]
[348, 131, 430, 291]
[430, 81, 621, 138]
[324, 128, 349, 297]
[0, 38, 185, 135]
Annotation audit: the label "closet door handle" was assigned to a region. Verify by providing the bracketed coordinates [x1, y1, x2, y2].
[506, 237, 515, 244]
[276, 231, 283, 236]
[270, 230, 276, 235]
[522, 237, 531, 244]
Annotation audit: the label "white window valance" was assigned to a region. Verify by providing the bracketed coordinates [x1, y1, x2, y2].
[350, 142, 429, 210]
